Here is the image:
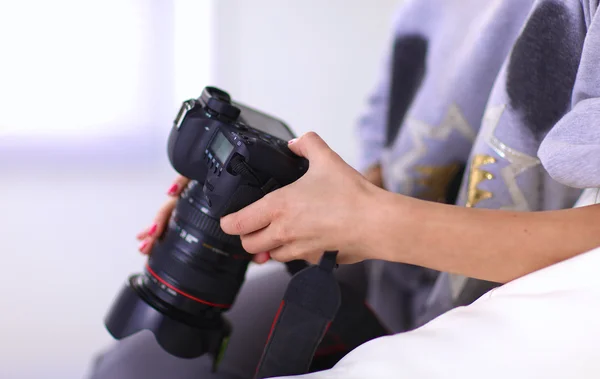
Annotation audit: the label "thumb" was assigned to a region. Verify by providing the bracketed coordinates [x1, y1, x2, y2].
[287, 131, 331, 161]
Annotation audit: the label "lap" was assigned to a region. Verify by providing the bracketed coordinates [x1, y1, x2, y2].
[88, 262, 370, 379]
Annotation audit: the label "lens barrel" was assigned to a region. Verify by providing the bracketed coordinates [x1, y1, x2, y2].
[104, 181, 252, 359]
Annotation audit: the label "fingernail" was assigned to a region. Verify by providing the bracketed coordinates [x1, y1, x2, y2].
[288, 138, 297, 144]
[256, 252, 271, 263]
[167, 183, 179, 195]
[148, 223, 158, 236]
[138, 240, 149, 252]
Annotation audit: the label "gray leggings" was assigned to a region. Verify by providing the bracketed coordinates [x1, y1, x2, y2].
[87, 261, 444, 379]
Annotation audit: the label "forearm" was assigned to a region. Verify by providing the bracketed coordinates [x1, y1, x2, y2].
[365, 188, 600, 283]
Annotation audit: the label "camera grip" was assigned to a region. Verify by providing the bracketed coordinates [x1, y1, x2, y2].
[221, 185, 265, 216]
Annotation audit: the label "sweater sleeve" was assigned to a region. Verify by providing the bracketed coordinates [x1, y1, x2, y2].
[538, 2, 600, 189]
[356, 0, 427, 172]
[355, 60, 392, 172]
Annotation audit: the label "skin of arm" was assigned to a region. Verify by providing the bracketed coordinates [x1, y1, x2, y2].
[371, 189, 600, 283]
[220, 132, 600, 284]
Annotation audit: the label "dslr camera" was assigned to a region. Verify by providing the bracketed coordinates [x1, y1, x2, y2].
[105, 87, 308, 361]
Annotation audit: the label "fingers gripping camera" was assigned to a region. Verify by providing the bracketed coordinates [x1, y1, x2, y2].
[104, 87, 309, 364]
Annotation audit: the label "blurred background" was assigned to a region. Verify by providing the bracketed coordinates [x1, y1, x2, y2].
[0, 0, 400, 378]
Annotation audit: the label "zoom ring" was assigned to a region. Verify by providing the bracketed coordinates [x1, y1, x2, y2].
[175, 202, 241, 246]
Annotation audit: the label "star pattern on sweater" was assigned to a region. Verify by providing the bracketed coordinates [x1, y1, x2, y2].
[389, 104, 476, 195]
[479, 104, 541, 211]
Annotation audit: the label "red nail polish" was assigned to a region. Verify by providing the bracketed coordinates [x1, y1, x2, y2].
[148, 223, 157, 236]
[167, 183, 179, 195]
[139, 240, 149, 252]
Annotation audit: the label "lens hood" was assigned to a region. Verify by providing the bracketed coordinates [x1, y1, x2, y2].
[104, 275, 231, 359]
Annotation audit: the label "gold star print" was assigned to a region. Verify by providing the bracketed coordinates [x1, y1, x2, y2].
[479, 105, 541, 211]
[414, 163, 462, 203]
[465, 155, 496, 208]
[388, 104, 476, 194]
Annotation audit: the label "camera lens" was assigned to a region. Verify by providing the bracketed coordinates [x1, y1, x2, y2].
[146, 181, 251, 313]
[105, 181, 252, 359]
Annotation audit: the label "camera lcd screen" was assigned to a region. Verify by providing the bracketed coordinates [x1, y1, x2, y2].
[210, 131, 234, 163]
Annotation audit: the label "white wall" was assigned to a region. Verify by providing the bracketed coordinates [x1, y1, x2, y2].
[211, 0, 401, 166]
[0, 1, 401, 378]
[0, 166, 174, 379]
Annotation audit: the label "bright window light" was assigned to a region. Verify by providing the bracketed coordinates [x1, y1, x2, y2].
[0, 0, 213, 141]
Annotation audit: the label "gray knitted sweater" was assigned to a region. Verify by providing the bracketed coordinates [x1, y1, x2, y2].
[358, 0, 600, 211]
[358, 0, 600, 331]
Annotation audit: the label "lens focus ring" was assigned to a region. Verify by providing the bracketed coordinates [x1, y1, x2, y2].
[175, 201, 240, 246]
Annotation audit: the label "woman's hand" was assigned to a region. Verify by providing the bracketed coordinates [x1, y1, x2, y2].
[135, 176, 272, 264]
[141, 136, 600, 282]
[136, 175, 191, 255]
[220, 132, 380, 264]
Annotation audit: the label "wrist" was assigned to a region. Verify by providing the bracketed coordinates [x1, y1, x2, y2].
[361, 188, 430, 263]
[349, 183, 398, 261]
[339, 180, 380, 261]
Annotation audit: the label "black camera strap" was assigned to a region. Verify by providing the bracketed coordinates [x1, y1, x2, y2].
[229, 157, 385, 377]
[254, 252, 341, 379]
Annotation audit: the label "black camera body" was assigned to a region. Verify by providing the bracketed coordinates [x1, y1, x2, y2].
[168, 87, 308, 217]
[105, 87, 308, 362]
[105, 87, 389, 376]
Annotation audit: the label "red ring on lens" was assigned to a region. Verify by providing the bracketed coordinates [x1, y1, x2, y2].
[145, 264, 231, 309]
